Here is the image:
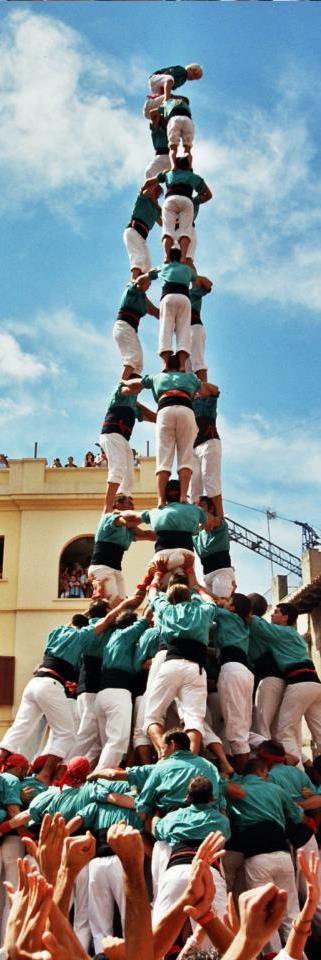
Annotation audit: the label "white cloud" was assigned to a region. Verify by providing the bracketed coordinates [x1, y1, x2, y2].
[0, 9, 149, 205]
[0, 332, 51, 381]
[0, 397, 34, 424]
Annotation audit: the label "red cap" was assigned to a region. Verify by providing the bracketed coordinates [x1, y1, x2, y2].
[61, 756, 90, 787]
[28, 755, 49, 774]
[4, 754, 29, 771]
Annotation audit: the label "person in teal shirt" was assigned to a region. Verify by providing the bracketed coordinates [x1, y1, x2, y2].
[152, 775, 230, 930]
[95, 612, 149, 771]
[250, 603, 321, 759]
[189, 275, 212, 378]
[123, 182, 162, 281]
[148, 64, 203, 100]
[136, 247, 196, 369]
[212, 594, 254, 773]
[193, 498, 235, 599]
[88, 500, 155, 604]
[144, 100, 171, 181]
[132, 626, 160, 765]
[144, 156, 212, 262]
[113, 280, 159, 380]
[99, 382, 156, 513]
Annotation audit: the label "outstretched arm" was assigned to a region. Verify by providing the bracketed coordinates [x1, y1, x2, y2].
[107, 823, 153, 960]
[283, 849, 320, 960]
[94, 592, 144, 636]
[198, 182, 213, 203]
[146, 297, 160, 319]
[137, 402, 157, 423]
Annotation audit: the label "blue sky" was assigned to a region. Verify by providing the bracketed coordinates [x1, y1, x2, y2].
[0, 0, 320, 595]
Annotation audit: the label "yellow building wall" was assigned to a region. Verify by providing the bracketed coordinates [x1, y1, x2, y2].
[0, 458, 157, 736]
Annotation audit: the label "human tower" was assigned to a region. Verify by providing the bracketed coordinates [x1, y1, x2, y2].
[2, 63, 321, 958]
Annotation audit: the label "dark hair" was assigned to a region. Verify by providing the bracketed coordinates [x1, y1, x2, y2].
[248, 593, 268, 617]
[276, 603, 298, 626]
[187, 776, 213, 805]
[231, 593, 251, 622]
[258, 740, 285, 758]
[243, 757, 268, 776]
[167, 353, 180, 371]
[175, 156, 191, 170]
[167, 572, 189, 588]
[167, 583, 191, 605]
[199, 496, 216, 513]
[88, 600, 109, 620]
[165, 479, 181, 501]
[114, 610, 137, 629]
[169, 247, 181, 262]
[164, 729, 191, 751]
[71, 614, 89, 628]
[182, 950, 219, 960]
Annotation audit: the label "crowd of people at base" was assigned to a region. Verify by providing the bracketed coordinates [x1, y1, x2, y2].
[1, 62, 320, 960]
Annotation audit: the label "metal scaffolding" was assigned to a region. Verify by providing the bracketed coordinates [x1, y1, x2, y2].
[227, 518, 302, 578]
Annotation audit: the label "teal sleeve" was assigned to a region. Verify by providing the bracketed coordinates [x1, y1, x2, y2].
[0, 810, 7, 824]
[149, 269, 158, 280]
[282, 792, 304, 825]
[141, 375, 153, 390]
[74, 803, 96, 830]
[126, 765, 154, 791]
[198, 507, 208, 525]
[135, 770, 160, 814]
[77, 625, 96, 646]
[157, 173, 166, 183]
[153, 818, 166, 840]
[140, 510, 150, 523]
[194, 175, 205, 193]
[1, 776, 22, 807]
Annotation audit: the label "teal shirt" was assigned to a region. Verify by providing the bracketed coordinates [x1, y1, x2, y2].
[118, 283, 147, 319]
[105, 386, 143, 422]
[268, 763, 316, 804]
[135, 750, 222, 815]
[28, 780, 121, 825]
[44, 623, 96, 671]
[149, 261, 196, 288]
[101, 618, 149, 674]
[154, 802, 231, 845]
[141, 502, 206, 533]
[95, 513, 135, 552]
[142, 371, 201, 403]
[214, 606, 249, 657]
[129, 193, 160, 231]
[19, 775, 47, 807]
[126, 764, 155, 793]
[163, 95, 191, 119]
[194, 521, 230, 560]
[150, 111, 168, 152]
[158, 169, 204, 195]
[77, 800, 144, 834]
[133, 627, 160, 672]
[190, 284, 211, 318]
[0, 772, 22, 808]
[150, 592, 216, 648]
[249, 617, 312, 672]
[193, 394, 218, 423]
[229, 774, 303, 832]
[152, 65, 188, 90]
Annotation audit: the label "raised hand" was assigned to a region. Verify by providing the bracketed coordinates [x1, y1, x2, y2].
[107, 821, 145, 875]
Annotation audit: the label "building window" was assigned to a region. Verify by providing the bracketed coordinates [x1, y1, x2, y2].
[0, 537, 4, 579]
[0, 657, 15, 705]
[59, 536, 94, 599]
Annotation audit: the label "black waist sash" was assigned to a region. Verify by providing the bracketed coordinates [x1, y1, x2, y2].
[161, 281, 190, 300]
[117, 308, 141, 332]
[155, 529, 194, 552]
[158, 392, 192, 411]
[191, 310, 202, 326]
[91, 541, 124, 571]
[156, 147, 169, 155]
[128, 219, 149, 239]
[254, 652, 283, 681]
[202, 551, 231, 574]
[220, 646, 249, 669]
[165, 634, 207, 668]
[77, 656, 102, 694]
[167, 839, 218, 870]
[100, 668, 134, 692]
[95, 831, 116, 858]
[194, 415, 219, 447]
[101, 405, 135, 440]
[168, 106, 191, 119]
[234, 821, 289, 859]
[284, 660, 320, 685]
[166, 184, 193, 199]
[37, 655, 78, 683]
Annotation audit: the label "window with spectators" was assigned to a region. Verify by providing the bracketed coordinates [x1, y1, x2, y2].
[58, 536, 94, 599]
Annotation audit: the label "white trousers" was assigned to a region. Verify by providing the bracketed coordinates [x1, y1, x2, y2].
[95, 688, 132, 768]
[145, 154, 171, 180]
[113, 320, 143, 374]
[73, 864, 91, 951]
[254, 676, 285, 740]
[167, 116, 194, 148]
[88, 856, 125, 953]
[153, 862, 227, 950]
[144, 659, 207, 735]
[162, 195, 194, 241]
[74, 692, 101, 764]
[191, 324, 206, 372]
[156, 405, 197, 473]
[132, 693, 150, 748]
[123, 226, 151, 273]
[0, 677, 77, 760]
[100, 432, 134, 493]
[276, 681, 321, 756]
[191, 438, 222, 500]
[159, 293, 191, 356]
[87, 562, 126, 604]
[217, 662, 254, 755]
[245, 851, 299, 954]
[152, 839, 172, 901]
[204, 568, 236, 600]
